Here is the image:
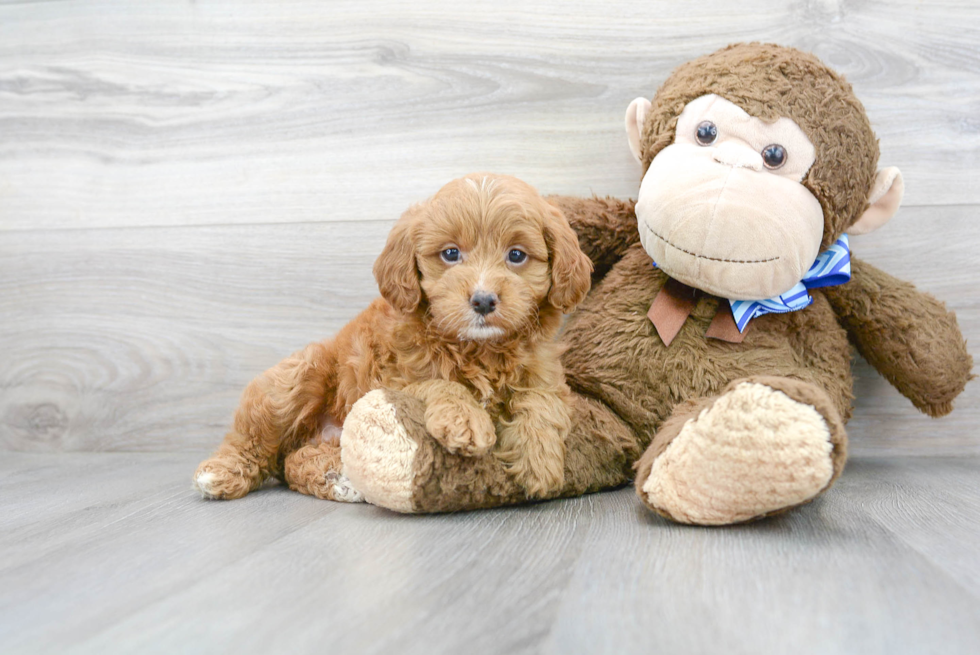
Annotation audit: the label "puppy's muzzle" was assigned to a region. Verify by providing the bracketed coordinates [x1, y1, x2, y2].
[470, 292, 498, 316]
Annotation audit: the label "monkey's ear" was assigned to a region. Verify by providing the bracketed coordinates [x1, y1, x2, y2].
[849, 167, 905, 235]
[625, 97, 652, 164]
[373, 206, 422, 313]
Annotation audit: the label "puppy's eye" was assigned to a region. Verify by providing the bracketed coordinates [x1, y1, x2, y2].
[440, 247, 461, 264]
[507, 249, 528, 265]
[696, 121, 718, 146]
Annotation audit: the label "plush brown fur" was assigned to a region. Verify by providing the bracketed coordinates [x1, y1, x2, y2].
[338, 43, 972, 522]
[639, 43, 878, 249]
[824, 258, 976, 417]
[193, 173, 591, 500]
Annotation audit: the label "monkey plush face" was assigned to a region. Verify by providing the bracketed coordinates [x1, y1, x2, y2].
[635, 94, 823, 299]
[626, 43, 906, 301]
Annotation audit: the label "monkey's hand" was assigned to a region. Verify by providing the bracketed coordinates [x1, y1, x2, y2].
[824, 256, 973, 417]
[545, 195, 639, 284]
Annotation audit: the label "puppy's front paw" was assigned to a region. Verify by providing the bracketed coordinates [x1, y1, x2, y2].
[497, 449, 565, 499]
[495, 422, 566, 499]
[425, 401, 496, 456]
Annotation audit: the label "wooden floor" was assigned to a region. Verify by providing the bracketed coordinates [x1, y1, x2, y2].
[1, 452, 979, 654]
[2, 1, 980, 653]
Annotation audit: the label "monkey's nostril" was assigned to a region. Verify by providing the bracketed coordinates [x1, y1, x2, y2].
[712, 142, 763, 171]
[470, 292, 498, 316]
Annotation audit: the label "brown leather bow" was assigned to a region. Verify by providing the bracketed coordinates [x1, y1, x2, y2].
[647, 277, 747, 346]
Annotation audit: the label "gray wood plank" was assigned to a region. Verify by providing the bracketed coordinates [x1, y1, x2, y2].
[0, 452, 593, 654]
[541, 458, 980, 655]
[0, 220, 388, 452]
[840, 457, 980, 596]
[0, 452, 342, 652]
[1, 0, 978, 232]
[1, 453, 978, 654]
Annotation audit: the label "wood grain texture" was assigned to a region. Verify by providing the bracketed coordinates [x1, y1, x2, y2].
[0, 220, 388, 452]
[544, 457, 980, 655]
[0, 452, 978, 654]
[0, 0, 979, 232]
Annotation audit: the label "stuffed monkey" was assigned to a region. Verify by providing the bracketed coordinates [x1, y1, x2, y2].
[339, 43, 972, 524]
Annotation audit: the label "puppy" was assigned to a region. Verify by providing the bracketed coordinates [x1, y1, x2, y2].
[193, 173, 592, 501]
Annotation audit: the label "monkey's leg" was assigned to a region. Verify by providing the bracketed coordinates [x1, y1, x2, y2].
[339, 388, 640, 513]
[193, 341, 335, 500]
[634, 376, 847, 525]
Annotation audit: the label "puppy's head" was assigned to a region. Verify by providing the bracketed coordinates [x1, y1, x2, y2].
[373, 173, 592, 342]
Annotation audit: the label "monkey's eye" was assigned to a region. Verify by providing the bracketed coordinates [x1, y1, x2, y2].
[440, 247, 461, 264]
[762, 144, 787, 169]
[507, 249, 528, 264]
[695, 121, 718, 145]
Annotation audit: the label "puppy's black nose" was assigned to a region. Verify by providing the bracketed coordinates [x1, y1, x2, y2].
[470, 292, 498, 315]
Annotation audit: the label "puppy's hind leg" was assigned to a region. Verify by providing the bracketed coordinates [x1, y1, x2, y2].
[283, 421, 364, 502]
[194, 341, 335, 500]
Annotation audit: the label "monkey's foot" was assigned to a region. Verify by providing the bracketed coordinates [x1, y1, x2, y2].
[634, 376, 847, 525]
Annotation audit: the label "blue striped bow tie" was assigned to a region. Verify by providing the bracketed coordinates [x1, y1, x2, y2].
[650, 234, 851, 340]
[728, 234, 851, 332]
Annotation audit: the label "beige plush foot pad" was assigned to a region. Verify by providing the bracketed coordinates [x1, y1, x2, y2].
[641, 382, 835, 525]
[341, 389, 421, 513]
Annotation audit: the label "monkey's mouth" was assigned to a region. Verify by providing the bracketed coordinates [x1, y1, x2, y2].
[642, 221, 780, 264]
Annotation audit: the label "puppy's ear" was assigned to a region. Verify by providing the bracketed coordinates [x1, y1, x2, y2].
[374, 205, 422, 313]
[543, 203, 592, 313]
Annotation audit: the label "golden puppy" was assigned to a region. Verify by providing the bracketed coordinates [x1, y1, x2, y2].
[193, 173, 592, 501]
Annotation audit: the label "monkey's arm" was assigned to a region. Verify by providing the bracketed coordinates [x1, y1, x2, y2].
[546, 195, 640, 283]
[824, 257, 973, 417]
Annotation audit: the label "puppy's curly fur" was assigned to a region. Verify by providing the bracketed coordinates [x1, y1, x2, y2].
[193, 173, 592, 501]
